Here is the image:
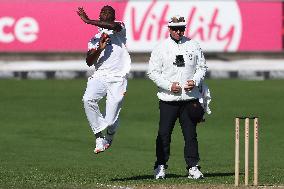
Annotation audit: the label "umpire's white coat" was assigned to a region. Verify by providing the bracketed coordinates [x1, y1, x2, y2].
[148, 36, 207, 102]
[82, 22, 131, 134]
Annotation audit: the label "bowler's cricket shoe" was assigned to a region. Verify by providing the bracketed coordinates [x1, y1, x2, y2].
[105, 130, 115, 146]
[188, 165, 204, 179]
[154, 165, 166, 179]
[94, 137, 110, 154]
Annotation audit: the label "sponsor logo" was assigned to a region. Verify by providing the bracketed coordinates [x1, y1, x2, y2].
[124, 0, 242, 52]
[0, 17, 39, 43]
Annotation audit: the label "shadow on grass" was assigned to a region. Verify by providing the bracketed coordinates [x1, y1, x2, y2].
[111, 174, 184, 181]
[204, 172, 235, 177]
[111, 172, 235, 181]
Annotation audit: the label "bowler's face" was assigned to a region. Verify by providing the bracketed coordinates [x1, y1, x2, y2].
[169, 26, 185, 41]
[99, 7, 115, 22]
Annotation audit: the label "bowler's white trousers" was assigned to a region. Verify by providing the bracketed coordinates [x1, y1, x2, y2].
[82, 74, 127, 134]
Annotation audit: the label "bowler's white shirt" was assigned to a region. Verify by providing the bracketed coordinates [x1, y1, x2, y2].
[88, 22, 131, 77]
[148, 36, 207, 101]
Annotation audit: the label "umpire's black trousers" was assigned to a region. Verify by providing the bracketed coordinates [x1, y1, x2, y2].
[155, 99, 204, 170]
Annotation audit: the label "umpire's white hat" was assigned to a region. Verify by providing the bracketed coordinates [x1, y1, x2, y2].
[168, 15, 186, 27]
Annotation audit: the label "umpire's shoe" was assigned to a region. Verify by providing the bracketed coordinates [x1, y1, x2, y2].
[188, 165, 204, 179]
[154, 165, 166, 179]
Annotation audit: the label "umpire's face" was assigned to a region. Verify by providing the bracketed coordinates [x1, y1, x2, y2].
[169, 26, 185, 41]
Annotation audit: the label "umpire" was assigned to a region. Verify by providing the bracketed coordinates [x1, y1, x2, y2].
[147, 15, 207, 180]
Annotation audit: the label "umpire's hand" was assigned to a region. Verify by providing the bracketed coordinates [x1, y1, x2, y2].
[171, 82, 181, 93]
[184, 80, 195, 91]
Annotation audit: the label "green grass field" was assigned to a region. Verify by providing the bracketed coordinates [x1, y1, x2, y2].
[0, 79, 283, 189]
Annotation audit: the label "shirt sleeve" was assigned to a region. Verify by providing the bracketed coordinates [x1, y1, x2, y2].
[147, 47, 172, 91]
[115, 21, 127, 45]
[192, 43, 207, 86]
[87, 37, 99, 51]
[118, 21, 126, 34]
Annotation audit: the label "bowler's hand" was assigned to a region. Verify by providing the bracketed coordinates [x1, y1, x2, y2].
[77, 7, 90, 23]
[184, 80, 195, 91]
[98, 35, 110, 50]
[171, 82, 181, 93]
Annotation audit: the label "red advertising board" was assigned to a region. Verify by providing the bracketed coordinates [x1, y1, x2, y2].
[0, 0, 282, 52]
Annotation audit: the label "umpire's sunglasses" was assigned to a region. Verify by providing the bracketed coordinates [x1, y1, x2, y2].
[169, 26, 186, 32]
